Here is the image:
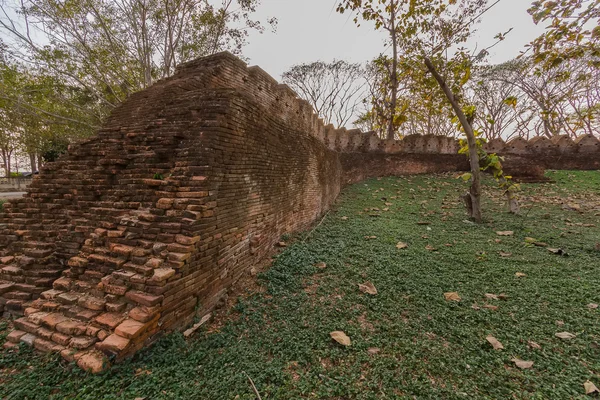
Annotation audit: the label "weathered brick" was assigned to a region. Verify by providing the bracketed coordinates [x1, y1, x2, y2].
[114, 319, 147, 339]
[129, 306, 159, 323]
[6, 330, 26, 343]
[70, 336, 97, 350]
[148, 268, 175, 284]
[94, 313, 125, 330]
[14, 317, 39, 334]
[78, 296, 106, 311]
[52, 332, 72, 346]
[96, 334, 130, 354]
[125, 291, 163, 307]
[40, 313, 68, 329]
[76, 351, 108, 374]
[55, 320, 86, 336]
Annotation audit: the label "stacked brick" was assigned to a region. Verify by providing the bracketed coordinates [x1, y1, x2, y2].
[0, 52, 341, 372]
[1, 51, 599, 372]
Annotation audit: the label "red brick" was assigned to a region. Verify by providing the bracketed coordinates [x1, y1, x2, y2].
[3, 341, 19, 350]
[78, 296, 106, 311]
[148, 268, 175, 284]
[68, 257, 88, 268]
[28, 311, 49, 325]
[129, 306, 159, 323]
[33, 338, 59, 353]
[76, 351, 108, 374]
[103, 284, 128, 296]
[70, 336, 97, 349]
[6, 330, 26, 343]
[52, 332, 72, 346]
[0, 282, 15, 294]
[125, 291, 163, 307]
[175, 234, 200, 245]
[96, 334, 130, 354]
[37, 327, 54, 340]
[14, 317, 39, 334]
[114, 319, 147, 339]
[41, 313, 68, 329]
[52, 277, 72, 291]
[55, 320, 86, 336]
[94, 313, 125, 330]
[105, 302, 127, 313]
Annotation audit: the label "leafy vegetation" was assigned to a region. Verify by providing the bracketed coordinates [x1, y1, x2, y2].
[1, 171, 599, 399]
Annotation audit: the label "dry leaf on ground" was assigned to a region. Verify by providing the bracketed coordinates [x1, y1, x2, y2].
[555, 332, 576, 340]
[341, 216, 348, 221]
[515, 272, 527, 278]
[364, 236, 377, 240]
[358, 282, 377, 295]
[500, 251, 512, 257]
[485, 293, 499, 300]
[528, 340, 542, 349]
[444, 292, 461, 302]
[548, 248, 567, 256]
[367, 347, 380, 355]
[396, 242, 409, 249]
[496, 231, 514, 236]
[330, 331, 351, 346]
[486, 335, 504, 350]
[315, 262, 327, 270]
[588, 303, 599, 309]
[584, 381, 599, 395]
[511, 359, 534, 369]
[425, 244, 437, 251]
[483, 304, 499, 311]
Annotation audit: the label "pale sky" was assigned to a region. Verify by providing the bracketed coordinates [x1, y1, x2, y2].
[244, 0, 546, 79]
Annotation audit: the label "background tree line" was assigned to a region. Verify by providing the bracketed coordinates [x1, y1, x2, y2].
[283, 55, 599, 141]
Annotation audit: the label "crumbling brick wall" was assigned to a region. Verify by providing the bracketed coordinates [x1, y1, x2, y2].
[1, 51, 598, 372]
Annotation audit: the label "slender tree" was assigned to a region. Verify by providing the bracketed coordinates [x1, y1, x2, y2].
[282, 60, 365, 128]
[336, 0, 401, 140]
[338, 0, 497, 222]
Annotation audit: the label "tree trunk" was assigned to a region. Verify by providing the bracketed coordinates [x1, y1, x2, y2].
[29, 153, 37, 173]
[37, 154, 43, 170]
[1, 149, 7, 177]
[387, 1, 398, 140]
[424, 57, 482, 223]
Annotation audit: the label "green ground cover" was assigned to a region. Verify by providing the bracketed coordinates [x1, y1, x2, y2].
[1, 170, 599, 399]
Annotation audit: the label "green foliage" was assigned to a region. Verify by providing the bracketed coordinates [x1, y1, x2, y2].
[528, 0, 600, 70]
[339, 0, 493, 139]
[1, 172, 599, 398]
[0, 0, 276, 133]
[152, 173, 164, 180]
[458, 129, 520, 205]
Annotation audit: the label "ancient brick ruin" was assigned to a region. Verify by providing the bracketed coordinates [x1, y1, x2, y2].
[1, 52, 599, 372]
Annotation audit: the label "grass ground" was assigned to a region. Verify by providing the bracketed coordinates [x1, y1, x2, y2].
[1, 170, 599, 399]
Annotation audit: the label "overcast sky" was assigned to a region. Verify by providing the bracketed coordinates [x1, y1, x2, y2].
[244, 0, 546, 79]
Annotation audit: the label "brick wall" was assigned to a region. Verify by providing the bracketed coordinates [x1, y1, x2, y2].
[0, 52, 598, 372]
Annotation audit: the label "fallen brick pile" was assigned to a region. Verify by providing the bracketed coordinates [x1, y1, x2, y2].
[1, 52, 598, 372]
